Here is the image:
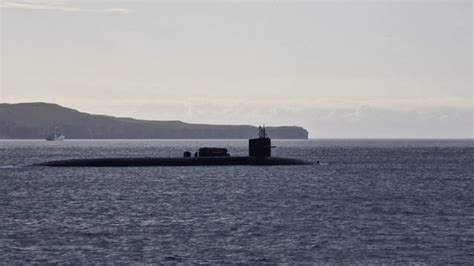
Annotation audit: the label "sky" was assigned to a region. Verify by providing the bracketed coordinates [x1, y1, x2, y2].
[1, 0, 472, 138]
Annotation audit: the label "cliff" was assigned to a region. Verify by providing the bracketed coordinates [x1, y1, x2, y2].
[0, 103, 309, 139]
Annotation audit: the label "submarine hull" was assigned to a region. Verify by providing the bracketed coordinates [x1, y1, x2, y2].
[35, 156, 311, 167]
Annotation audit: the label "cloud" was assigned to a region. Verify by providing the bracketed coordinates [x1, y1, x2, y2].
[1, 1, 80, 11]
[32, 97, 471, 138]
[100, 8, 134, 13]
[0, 0, 135, 13]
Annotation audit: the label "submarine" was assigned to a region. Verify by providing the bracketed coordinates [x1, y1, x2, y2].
[35, 126, 311, 167]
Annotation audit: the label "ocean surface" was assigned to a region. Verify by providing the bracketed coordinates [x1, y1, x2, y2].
[0, 139, 473, 264]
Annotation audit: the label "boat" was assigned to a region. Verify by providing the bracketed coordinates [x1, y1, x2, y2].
[45, 127, 66, 141]
[36, 126, 311, 167]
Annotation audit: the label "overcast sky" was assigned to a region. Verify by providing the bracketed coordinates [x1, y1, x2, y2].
[1, 0, 472, 138]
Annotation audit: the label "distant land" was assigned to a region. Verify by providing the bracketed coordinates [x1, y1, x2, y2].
[0, 103, 308, 139]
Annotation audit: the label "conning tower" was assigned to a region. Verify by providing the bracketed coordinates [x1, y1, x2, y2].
[249, 126, 272, 158]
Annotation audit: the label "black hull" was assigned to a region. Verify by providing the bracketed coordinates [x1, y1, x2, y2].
[35, 156, 311, 167]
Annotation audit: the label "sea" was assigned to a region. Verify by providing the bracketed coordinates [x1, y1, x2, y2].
[0, 139, 473, 264]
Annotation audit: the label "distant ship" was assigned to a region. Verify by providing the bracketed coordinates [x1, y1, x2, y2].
[45, 127, 65, 141]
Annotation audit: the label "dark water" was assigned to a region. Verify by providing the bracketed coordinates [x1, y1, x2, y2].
[1, 139, 473, 263]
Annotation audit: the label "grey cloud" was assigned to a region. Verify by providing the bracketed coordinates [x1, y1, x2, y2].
[1, 1, 135, 13]
[68, 100, 472, 138]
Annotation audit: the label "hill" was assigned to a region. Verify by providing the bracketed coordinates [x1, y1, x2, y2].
[0, 103, 308, 139]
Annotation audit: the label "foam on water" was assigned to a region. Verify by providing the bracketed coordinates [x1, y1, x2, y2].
[0, 165, 25, 169]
